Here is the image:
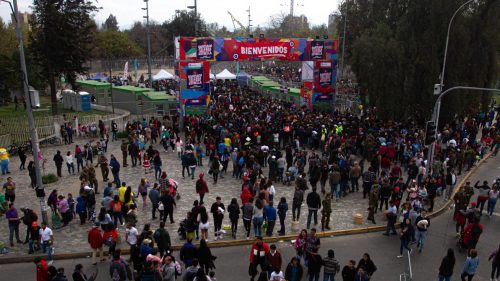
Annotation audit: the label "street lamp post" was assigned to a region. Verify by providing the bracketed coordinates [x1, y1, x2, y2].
[2, 0, 48, 223]
[427, 0, 476, 168]
[143, 0, 153, 89]
[340, 4, 347, 79]
[188, 0, 198, 36]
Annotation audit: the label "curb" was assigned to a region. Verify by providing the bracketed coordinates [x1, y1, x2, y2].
[0, 152, 493, 265]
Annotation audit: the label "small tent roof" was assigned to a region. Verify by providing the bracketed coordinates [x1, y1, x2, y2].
[215, 69, 236, 80]
[237, 70, 251, 78]
[153, 69, 175, 81]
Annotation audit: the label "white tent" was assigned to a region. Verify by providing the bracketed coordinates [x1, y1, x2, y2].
[210, 72, 216, 80]
[215, 69, 236, 80]
[153, 69, 175, 80]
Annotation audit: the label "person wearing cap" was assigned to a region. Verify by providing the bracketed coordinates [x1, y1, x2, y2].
[88, 223, 104, 265]
[28, 221, 41, 254]
[196, 173, 209, 205]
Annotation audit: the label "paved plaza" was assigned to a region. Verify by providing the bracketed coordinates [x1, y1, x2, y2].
[0, 133, 456, 258]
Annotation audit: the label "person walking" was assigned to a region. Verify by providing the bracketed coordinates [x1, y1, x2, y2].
[249, 236, 270, 281]
[284, 257, 303, 281]
[242, 197, 254, 239]
[306, 188, 321, 229]
[39, 222, 54, 264]
[53, 151, 64, 177]
[461, 249, 479, 281]
[3, 177, 16, 203]
[253, 198, 265, 237]
[210, 197, 225, 240]
[397, 218, 413, 258]
[152, 151, 162, 180]
[488, 244, 500, 281]
[263, 201, 277, 237]
[321, 193, 332, 231]
[109, 155, 120, 186]
[438, 248, 455, 281]
[148, 183, 160, 220]
[357, 253, 377, 280]
[88, 223, 104, 265]
[277, 197, 288, 235]
[487, 184, 499, 217]
[153, 221, 171, 257]
[196, 173, 209, 205]
[227, 198, 240, 239]
[306, 247, 323, 281]
[383, 201, 398, 235]
[322, 249, 340, 281]
[292, 186, 304, 221]
[160, 190, 176, 224]
[197, 239, 214, 275]
[265, 244, 283, 279]
[415, 210, 430, 253]
[198, 206, 210, 241]
[5, 203, 23, 246]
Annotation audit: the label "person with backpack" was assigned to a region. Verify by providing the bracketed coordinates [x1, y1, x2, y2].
[195, 173, 209, 205]
[109, 252, 128, 281]
[322, 249, 340, 281]
[21, 207, 38, 243]
[153, 221, 171, 258]
[463, 219, 484, 251]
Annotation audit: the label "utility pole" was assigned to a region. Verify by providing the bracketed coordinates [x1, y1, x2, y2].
[143, 0, 153, 88]
[188, 0, 198, 36]
[341, 3, 347, 79]
[4, 0, 48, 223]
[290, 0, 294, 16]
[246, 6, 252, 35]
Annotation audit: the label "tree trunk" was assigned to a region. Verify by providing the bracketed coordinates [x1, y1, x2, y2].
[49, 72, 58, 116]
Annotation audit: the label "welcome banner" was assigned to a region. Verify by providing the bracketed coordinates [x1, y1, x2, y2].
[177, 37, 338, 62]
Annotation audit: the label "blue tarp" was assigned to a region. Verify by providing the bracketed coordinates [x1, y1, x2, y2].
[236, 70, 251, 87]
[88, 72, 108, 81]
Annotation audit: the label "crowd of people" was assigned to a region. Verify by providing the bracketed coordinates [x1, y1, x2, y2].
[3, 77, 500, 281]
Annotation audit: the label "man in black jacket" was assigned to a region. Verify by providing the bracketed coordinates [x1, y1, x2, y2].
[53, 151, 64, 177]
[210, 197, 225, 240]
[306, 188, 321, 229]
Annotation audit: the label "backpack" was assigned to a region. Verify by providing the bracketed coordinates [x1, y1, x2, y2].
[471, 224, 482, 240]
[112, 202, 122, 213]
[154, 229, 161, 241]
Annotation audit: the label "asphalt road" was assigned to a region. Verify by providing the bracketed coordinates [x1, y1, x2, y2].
[2, 155, 498, 281]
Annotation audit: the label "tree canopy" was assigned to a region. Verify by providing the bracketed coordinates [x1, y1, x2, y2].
[30, 0, 98, 115]
[338, 0, 500, 121]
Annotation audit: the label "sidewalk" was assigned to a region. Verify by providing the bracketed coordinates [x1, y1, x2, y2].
[0, 136, 466, 260]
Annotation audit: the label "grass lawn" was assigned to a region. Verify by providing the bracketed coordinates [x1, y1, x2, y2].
[0, 95, 106, 119]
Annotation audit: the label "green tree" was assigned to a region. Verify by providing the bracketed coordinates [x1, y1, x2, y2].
[29, 0, 98, 115]
[94, 30, 143, 59]
[102, 14, 119, 31]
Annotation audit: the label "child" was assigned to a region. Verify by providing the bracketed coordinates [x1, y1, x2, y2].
[270, 267, 284, 281]
[143, 154, 151, 174]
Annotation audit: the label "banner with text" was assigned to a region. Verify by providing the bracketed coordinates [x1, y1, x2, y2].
[186, 67, 204, 89]
[177, 37, 338, 62]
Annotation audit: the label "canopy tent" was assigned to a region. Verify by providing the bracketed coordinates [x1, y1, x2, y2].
[210, 72, 216, 80]
[89, 72, 108, 81]
[236, 70, 251, 87]
[153, 69, 175, 81]
[215, 69, 236, 80]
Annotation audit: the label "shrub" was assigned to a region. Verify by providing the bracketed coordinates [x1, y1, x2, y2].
[42, 174, 58, 184]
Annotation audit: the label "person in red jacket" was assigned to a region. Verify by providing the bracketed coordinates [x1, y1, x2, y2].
[196, 173, 209, 205]
[34, 257, 48, 281]
[240, 187, 253, 204]
[103, 227, 118, 260]
[88, 223, 104, 265]
[249, 236, 270, 281]
[463, 219, 484, 251]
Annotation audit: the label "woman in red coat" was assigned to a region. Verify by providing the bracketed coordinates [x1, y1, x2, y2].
[87, 223, 103, 264]
[249, 236, 270, 281]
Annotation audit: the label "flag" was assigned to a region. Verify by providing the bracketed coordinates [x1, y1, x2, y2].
[123, 61, 129, 82]
[133, 59, 138, 82]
